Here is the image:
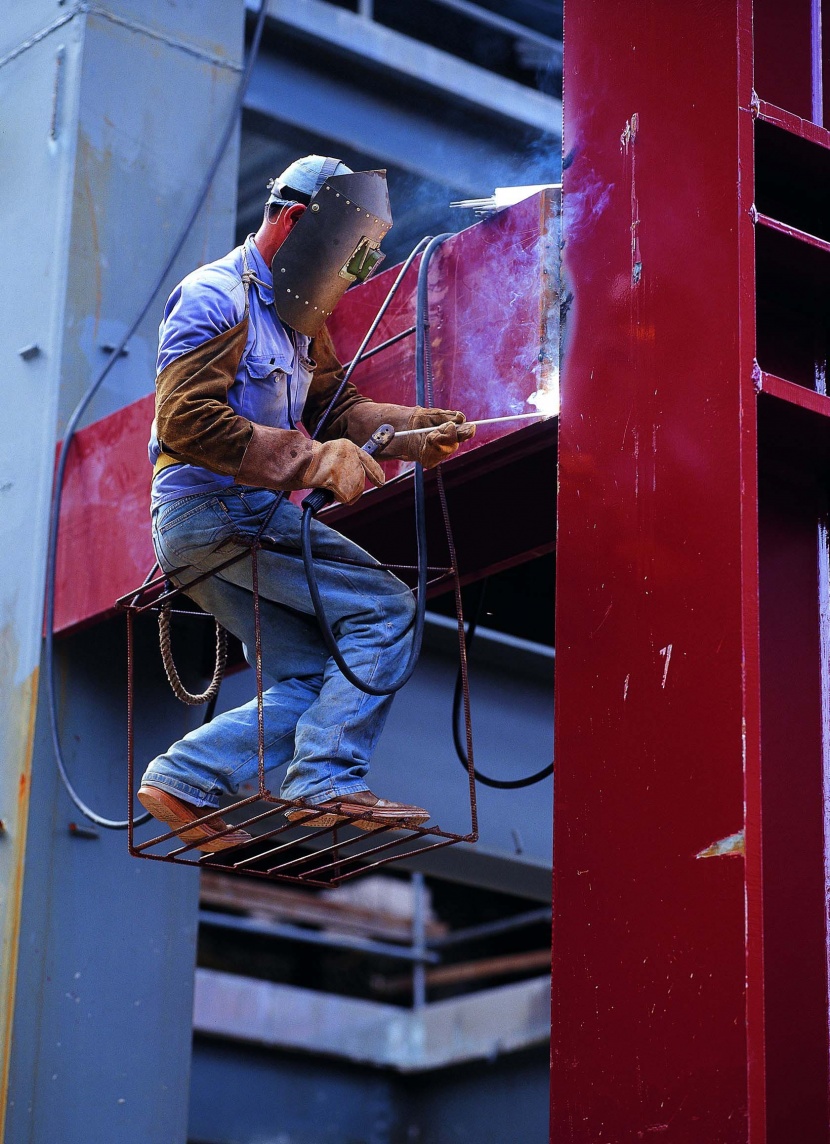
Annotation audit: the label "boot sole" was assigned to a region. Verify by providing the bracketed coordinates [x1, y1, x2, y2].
[285, 808, 430, 832]
[137, 787, 252, 853]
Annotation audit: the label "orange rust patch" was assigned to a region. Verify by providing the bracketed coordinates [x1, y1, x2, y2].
[0, 664, 38, 1141]
[695, 829, 745, 860]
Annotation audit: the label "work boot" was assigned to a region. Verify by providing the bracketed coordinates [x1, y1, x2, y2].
[285, 790, 430, 831]
[137, 785, 253, 853]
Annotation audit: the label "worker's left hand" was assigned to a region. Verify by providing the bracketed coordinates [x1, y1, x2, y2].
[342, 402, 475, 468]
[385, 413, 476, 469]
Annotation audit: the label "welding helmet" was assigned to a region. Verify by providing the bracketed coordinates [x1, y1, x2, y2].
[267, 156, 393, 337]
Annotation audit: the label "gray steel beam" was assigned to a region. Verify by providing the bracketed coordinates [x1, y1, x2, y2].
[432, 0, 562, 55]
[431, 906, 552, 948]
[244, 52, 531, 197]
[0, 7, 86, 1125]
[193, 967, 551, 1071]
[1, 3, 245, 1140]
[244, 0, 562, 136]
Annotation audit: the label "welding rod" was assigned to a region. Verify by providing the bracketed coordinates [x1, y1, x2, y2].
[393, 412, 553, 437]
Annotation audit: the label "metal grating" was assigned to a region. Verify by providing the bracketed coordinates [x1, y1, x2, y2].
[120, 541, 478, 888]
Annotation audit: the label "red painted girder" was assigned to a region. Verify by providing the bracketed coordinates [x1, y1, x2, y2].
[754, 99, 830, 150]
[55, 393, 156, 634]
[54, 193, 558, 633]
[327, 190, 559, 471]
[552, 2, 760, 1141]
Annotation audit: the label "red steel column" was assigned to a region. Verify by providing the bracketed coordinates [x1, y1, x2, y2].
[552, 2, 762, 1140]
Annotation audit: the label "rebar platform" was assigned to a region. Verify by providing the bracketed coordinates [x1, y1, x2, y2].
[120, 531, 479, 887]
[127, 790, 469, 889]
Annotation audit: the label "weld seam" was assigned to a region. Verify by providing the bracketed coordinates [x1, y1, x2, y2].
[0, 4, 243, 74]
[0, 9, 78, 72]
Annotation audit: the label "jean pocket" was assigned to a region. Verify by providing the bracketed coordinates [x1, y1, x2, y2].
[155, 496, 234, 557]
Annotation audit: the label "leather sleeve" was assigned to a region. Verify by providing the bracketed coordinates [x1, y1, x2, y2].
[155, 317, 315, 489]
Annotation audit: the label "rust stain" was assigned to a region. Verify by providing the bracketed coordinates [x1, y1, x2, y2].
[534, 189, 561, 409]
[0, 659, 38, 1142]
[695, 829, 745, 860]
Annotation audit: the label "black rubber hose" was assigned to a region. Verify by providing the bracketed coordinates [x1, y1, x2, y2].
[251, 236, 433, 546]
[452, 581, 554, 789]
[43, 0, 270, 828]
[299, 234, 454, 695]
[300, 487, 426, 695]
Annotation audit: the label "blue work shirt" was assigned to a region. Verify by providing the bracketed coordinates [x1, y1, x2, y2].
[148, 236, 314, 509]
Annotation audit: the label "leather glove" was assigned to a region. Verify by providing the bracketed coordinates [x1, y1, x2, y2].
[381, 408, 476, 468]
[300, 438, 385, 506]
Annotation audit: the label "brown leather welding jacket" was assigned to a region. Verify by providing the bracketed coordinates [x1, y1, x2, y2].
[153, 313, 422, 490]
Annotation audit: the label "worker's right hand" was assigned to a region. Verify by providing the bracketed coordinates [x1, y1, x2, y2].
[301, 438, 385, 506]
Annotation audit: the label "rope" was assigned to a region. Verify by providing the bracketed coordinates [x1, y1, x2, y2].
[158, 603, 227, 706]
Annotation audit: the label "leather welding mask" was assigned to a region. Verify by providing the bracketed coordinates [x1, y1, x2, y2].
[271, 170, 393, 337]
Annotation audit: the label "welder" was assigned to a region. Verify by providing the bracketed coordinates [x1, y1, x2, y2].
[137, 155, 474, 851]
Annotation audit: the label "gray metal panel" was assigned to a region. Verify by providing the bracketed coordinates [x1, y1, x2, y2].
[190, 1035, 401, 1144]
[0, 14, 84, 1119]
[188, 1018, 549, 1143]
[6, 624, 203, 1144]
[404, 1045, 550, 1144]
[80, 0, 243, 66]
[3, 1, 243, 66]
[2, 2, 245, 1139]
[59, 7, 241, 430]
[372, 646, 554, 864]
[2, 1, 78, 59]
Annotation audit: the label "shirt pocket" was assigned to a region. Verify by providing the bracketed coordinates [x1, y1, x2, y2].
[242, 354, 291, 428]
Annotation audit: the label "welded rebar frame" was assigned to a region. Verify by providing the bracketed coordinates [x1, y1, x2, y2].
[121, 523, 479, 888]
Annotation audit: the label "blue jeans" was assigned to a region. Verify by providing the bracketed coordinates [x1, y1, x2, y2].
[142, 486, 416, 809]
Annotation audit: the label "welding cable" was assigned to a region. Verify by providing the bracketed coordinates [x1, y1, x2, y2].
[297, 236, 446, 694]
[412, 242, 552, 791]
[137, 238, 435, 714]
[42, 0, 270, 829]
[189, 234, 436, 700]
[451, 580, 554, 789]
[249, 234, 433, 547]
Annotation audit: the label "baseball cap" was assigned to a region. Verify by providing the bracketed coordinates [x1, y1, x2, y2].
[268, 155, 354, 204]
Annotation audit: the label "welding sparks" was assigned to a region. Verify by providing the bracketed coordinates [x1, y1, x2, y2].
[528, 365, 560, 418]
[450, 184, 562, 216]
[393, 412, 554, 437]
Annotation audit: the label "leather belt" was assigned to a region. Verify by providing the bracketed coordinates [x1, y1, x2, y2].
[153, 452, 183, 478]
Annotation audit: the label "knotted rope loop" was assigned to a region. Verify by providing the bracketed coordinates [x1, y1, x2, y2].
[158, 602, 227, 706]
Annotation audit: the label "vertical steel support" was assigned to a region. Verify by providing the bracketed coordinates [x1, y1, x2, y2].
[0, 5, 85, 1121]
[411, 871, 428, 1009]
[0, 3, 243, 1140]
[553, 2, 761, 1140]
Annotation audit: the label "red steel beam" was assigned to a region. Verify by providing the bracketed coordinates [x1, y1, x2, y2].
[54, 192, 558, 634]
[553, 2, 763, 1140]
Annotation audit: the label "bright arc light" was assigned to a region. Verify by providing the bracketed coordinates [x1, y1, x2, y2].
[528, 367, 560, 417]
